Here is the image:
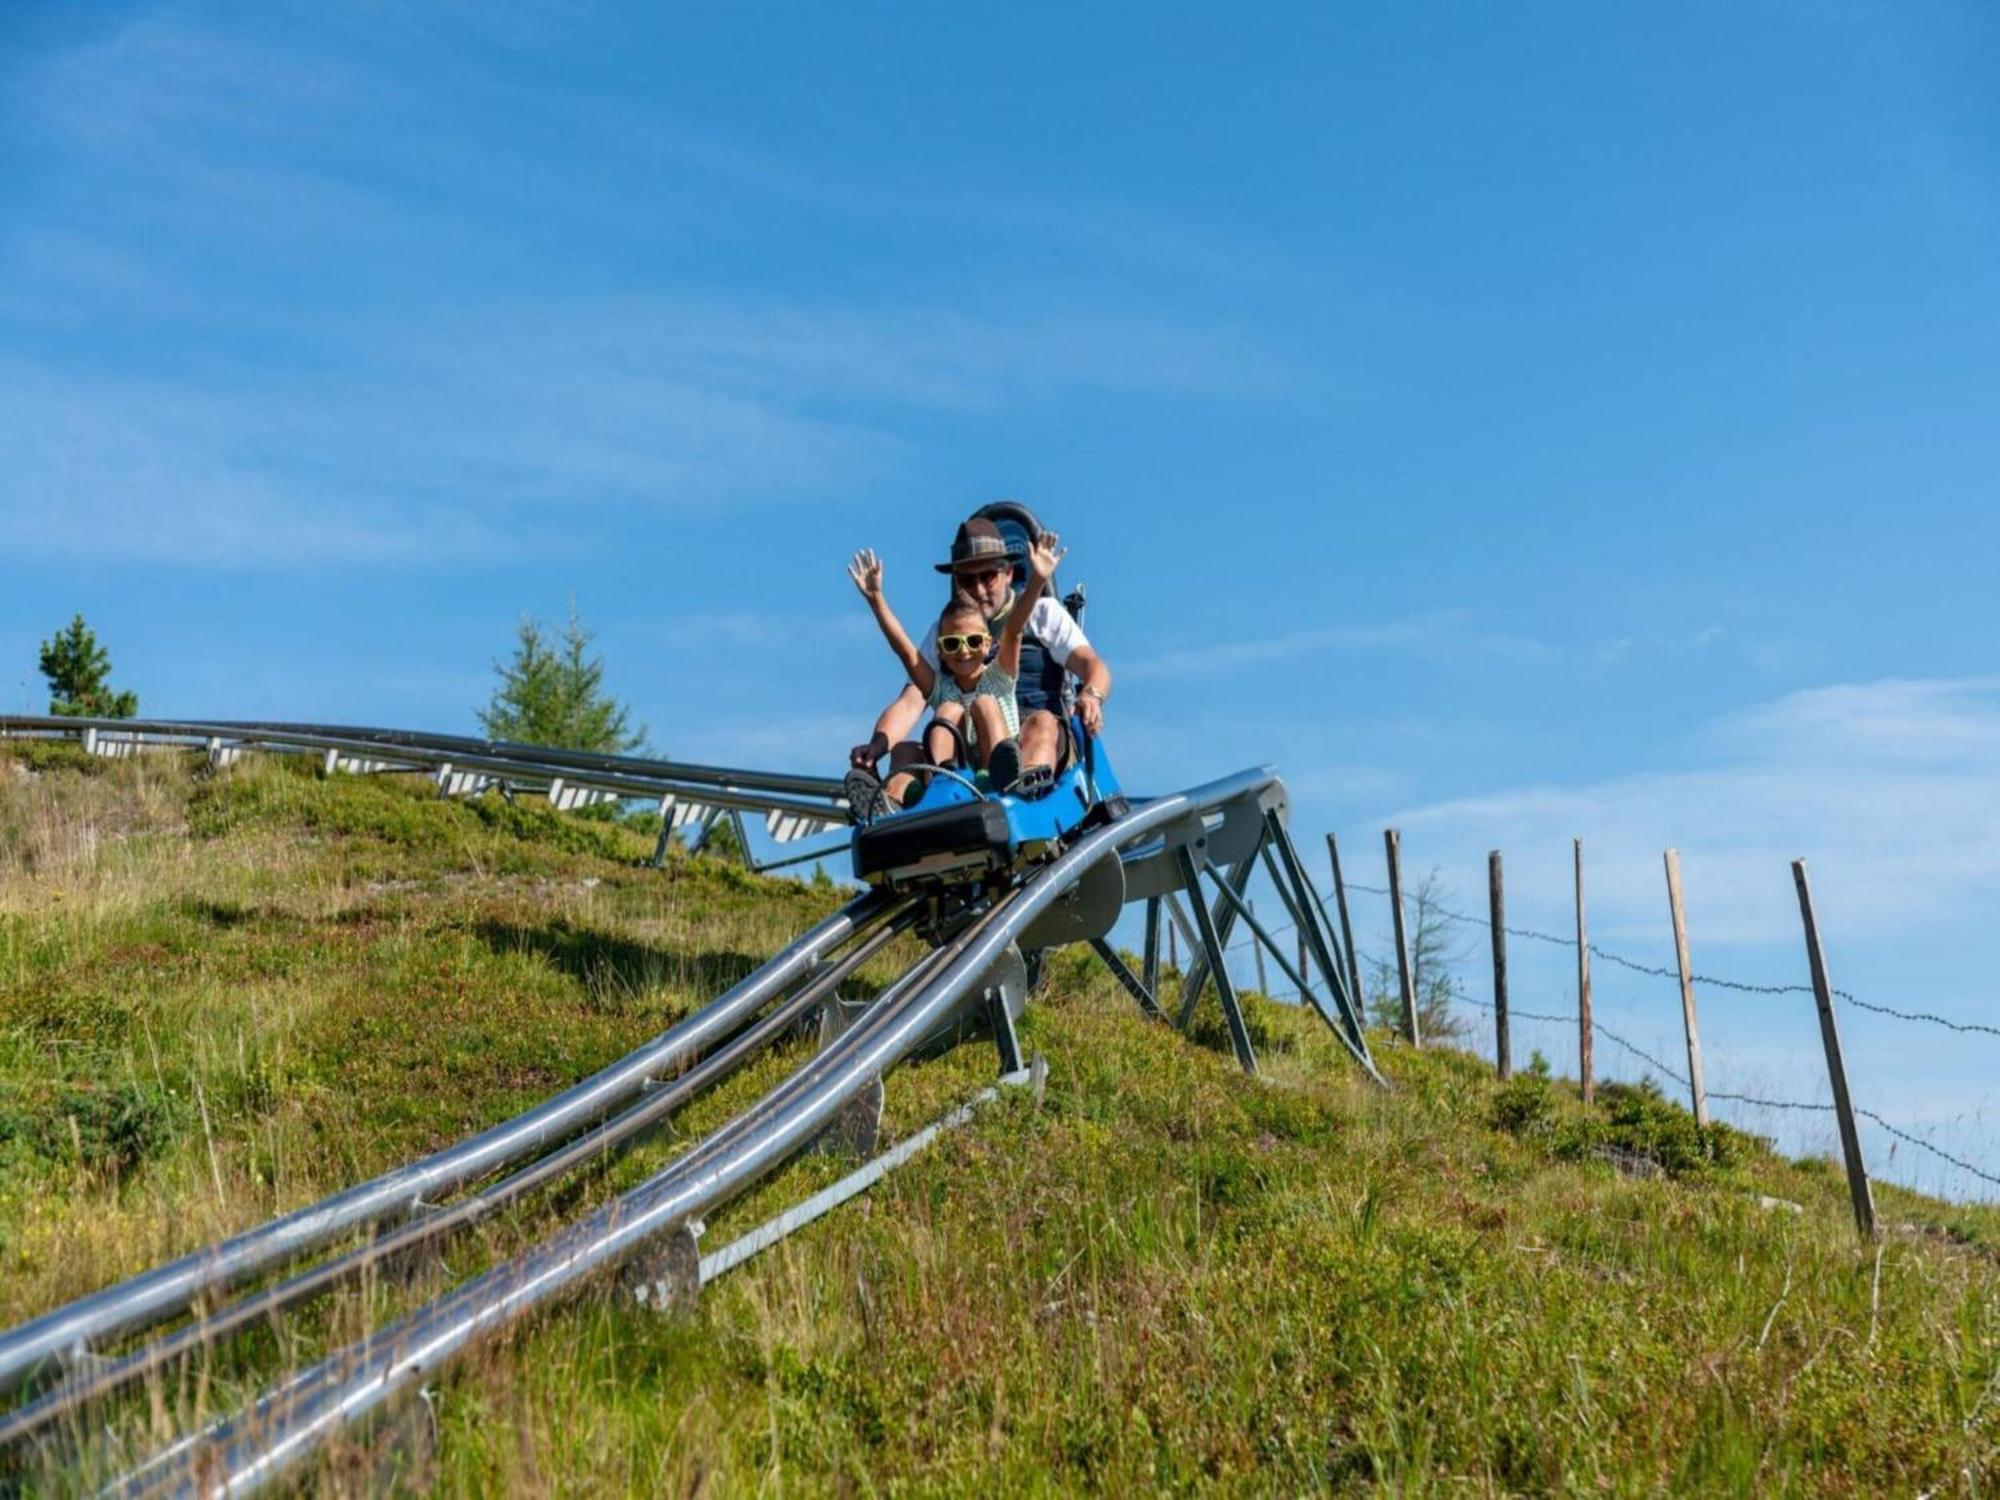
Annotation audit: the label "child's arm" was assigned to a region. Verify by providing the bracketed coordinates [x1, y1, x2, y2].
[996, 531, 1064, 679]
[848, 549, 936, 696]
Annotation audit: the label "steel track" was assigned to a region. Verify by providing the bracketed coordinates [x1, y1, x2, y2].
[0, 724, 1375, 1495]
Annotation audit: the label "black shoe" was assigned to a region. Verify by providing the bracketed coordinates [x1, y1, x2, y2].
[842, 766, 891, 824]
[986, 738, 1021, 794]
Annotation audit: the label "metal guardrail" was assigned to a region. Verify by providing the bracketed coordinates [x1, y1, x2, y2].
[0, 716, 851, 838]
[173, 719, 846, 801]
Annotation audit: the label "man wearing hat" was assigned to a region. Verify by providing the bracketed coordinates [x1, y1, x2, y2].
[848, 514, 1112, 801]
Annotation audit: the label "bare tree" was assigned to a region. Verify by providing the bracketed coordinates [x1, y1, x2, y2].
[1366, 868, 1471, 1039]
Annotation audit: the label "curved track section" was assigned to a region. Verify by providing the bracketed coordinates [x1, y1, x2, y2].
[115, 769, 1302, 1498]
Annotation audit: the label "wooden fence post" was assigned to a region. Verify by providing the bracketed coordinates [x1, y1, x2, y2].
[1663, 848, 1709, 1127]
[1574, 837, 1593, 1106]
[1489, 850, 1510, 1080]
[1793, 859, 1877, 1241]
[1327, 833, 1363, 1016]
[1385, 829, 1419, 1046]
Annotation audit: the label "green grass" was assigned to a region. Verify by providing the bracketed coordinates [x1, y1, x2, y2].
[1, 746, 1995, 1495]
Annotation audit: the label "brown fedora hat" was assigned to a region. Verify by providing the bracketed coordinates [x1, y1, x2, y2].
[933, 516, 1014, 573]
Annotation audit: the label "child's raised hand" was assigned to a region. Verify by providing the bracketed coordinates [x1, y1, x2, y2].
[1028, 531, 1065, 586]
[847, 548, 885, 600]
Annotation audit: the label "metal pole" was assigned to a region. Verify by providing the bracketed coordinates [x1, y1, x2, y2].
[1142, 896, 1162, 1002]
[1175, 848, 1257, 1072]
[1663, 849, 1709, 1127]
[1327, 833, 1363, 1016]
[1489, 850, 1510, 1080]
[1385, 829, 1419, 1045]
[1091, 938, 1162, 1020]
[1201, 862, 1378, 1080]
[1259, 820, 1369, 1056]
[1249, 901, 1269, 995]
[1574, 837, 1593, 1106]
[1792, 859, 1876, 1241]
[1178, 854, 1258, 1029]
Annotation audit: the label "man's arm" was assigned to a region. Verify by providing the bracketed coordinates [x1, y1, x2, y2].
[1067, 643, 1112, 735]
[850, 682, 926, 769]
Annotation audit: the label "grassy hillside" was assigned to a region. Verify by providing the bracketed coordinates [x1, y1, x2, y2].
[2, 746, 1996, 1495]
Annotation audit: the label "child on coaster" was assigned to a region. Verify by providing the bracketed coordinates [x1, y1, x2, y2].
[846, 530, 1065, 810]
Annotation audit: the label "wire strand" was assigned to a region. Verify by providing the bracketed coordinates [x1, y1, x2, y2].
[1340, 881, 2000, 1039]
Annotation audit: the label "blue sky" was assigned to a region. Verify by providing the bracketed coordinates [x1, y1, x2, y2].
[3, 2, 1996, 1196]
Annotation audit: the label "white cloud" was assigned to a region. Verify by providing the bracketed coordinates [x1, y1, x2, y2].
[1121, 614, 1554, 681]
[2, 9, 1305, 568]
[1382, 677, 2000, 948]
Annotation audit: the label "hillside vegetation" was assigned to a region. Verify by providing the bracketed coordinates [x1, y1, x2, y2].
[1, 745, 1995, 1495]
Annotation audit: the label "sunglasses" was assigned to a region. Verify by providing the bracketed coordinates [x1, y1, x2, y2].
[958, 565, 1008, 584]
[938, 632, 990, 655]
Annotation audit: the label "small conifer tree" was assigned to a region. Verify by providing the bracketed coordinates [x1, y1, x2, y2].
[1366, 869, 1469, 1039]
[478, 601, 646, 753]
[38, 615, 138, 718]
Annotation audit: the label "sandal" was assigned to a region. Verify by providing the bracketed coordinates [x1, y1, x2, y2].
[1005, 762, 1057, 800]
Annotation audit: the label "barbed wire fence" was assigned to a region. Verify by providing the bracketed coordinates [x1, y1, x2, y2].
[1183, 838, 2000, 1218]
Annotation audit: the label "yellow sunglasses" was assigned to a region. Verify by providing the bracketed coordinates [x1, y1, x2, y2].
[938, 632, 990, 655]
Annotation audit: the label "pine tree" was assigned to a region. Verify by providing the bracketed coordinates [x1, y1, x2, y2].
[478, 602, 645, 753]
[38, 615, 138, 719]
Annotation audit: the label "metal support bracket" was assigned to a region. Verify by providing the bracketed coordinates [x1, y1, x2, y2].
[1141, 895, 1162, 1000]
[623, 1221, 704, 1312]
[1089, 937, 1164, 1020]
[57, 1343, 115, 1380]
[1179, 847, 1261, 1030]
[812, 1074, 886, 1157]
[1259, 812, 1377, 1073]
[1174, 846, 1257, 1073]
[986, 986, 1025, 1075]
[1203, 861, 1379, 1080]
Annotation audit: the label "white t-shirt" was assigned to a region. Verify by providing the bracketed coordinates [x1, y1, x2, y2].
[918, 594, 1089, 673]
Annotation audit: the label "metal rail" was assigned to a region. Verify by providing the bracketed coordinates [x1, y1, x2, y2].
[0, 731, 1379, 1492]
[118, 767, 1286, 1497]
[170, 719, 845, 801]
[0, 890, 902, 1399]
[0, 911, 918, 1453]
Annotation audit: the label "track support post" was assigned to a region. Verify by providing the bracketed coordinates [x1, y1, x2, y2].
[1141, 896, 1162, 1003]
[623, 1222, 703, 1312]
[1090, 938, 1164, 1020]
[986, 985, 1026, 1075]
[1174, 847, 1257, 1073]
[1260, 813, 1372, 1062]
[1178, 850, 1260, 1029]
